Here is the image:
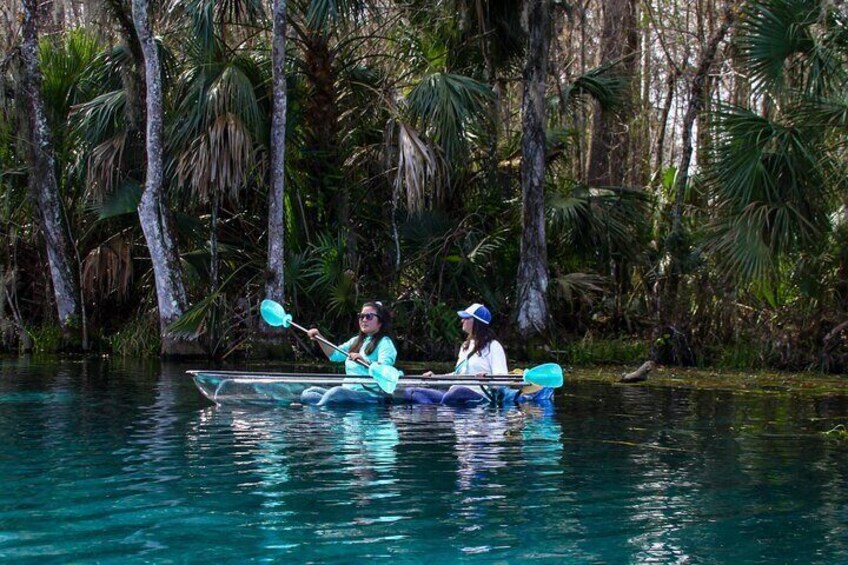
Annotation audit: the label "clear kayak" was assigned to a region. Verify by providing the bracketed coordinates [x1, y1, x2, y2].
[188, 370, 550, 405]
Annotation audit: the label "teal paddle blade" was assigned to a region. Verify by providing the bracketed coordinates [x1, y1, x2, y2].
[260, 299, 292, 328]
[369, 363, 401, 394]
[524, 363, 564, 387]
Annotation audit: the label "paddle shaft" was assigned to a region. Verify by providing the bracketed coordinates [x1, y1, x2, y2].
[426, 374, 531, 384]
[288, 319, 370, 369]
[429, 373, 526, 379]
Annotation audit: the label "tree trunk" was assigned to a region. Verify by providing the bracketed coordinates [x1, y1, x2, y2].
[104, 0, 146, 181]
[669, 1, 739, 239]
[302, 30, 350, 251]
[265, 0, 287, 309]
[583, 0, 639, 329]
[586, 0, 639, 188]
[20, 0, 84, 349]
[654, 72, 678, 177]
[655, 0, 739, 365]
[515, 0, 550, 338]
[132, 0, 199, 357]
[475, 0, 504, 200]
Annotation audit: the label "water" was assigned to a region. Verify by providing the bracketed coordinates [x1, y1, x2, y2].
[1, 358, 847, 563]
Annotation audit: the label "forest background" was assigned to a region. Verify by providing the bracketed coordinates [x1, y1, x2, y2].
[2, 0, 848, 373]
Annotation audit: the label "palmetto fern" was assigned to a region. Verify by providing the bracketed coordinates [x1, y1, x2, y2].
[301, 230, 359, 318]
[735, 0, 846, 96]
[547, 182, 651, 265]
[705, 0, 848, 296]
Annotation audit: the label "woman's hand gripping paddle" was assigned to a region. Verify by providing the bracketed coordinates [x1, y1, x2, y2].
[521, 363, 564, 387]
[439, 363, 565, 387]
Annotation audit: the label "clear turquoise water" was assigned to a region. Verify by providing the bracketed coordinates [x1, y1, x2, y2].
[1, 358, 847, 563]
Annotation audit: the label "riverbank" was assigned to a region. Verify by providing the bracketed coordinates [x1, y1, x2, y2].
[567, 364, 848, 396]
[364, 357, 848, 396]
[5, 354, 847, 397]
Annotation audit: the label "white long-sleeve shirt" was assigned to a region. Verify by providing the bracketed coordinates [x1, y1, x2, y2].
[452, 339, 508, 395]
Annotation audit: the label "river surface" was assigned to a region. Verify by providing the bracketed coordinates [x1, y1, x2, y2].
[1, 357, 847, 563]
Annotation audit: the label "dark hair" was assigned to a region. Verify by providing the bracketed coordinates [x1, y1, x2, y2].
[461, 319, 495, 357]
[349, 302, 393, 356]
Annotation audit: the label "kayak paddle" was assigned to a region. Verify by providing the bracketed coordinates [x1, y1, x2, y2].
[260, 299, 401, 394]
[521, 363, 564, 387]
[427, 363, 564, 388]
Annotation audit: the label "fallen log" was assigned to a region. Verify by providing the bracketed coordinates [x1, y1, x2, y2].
[620, 360, 654, 383]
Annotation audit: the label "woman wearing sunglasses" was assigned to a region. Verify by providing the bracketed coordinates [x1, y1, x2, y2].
[300, 301, 397, 405]
[403, 303, 508, 406]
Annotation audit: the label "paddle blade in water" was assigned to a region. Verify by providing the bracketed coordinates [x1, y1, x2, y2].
[260, 299, 292, 328]
[369, 363, 401, 394]
[524, 363, 564, 387]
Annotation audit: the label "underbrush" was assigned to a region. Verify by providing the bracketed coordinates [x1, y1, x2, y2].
[27, 325, 62, 353]
[713, 342, 766, 371]
[108, 315, 160, 356]
[564, 337, 650, 365]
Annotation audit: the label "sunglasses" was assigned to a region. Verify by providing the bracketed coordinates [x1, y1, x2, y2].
[357, 313, 380, 321]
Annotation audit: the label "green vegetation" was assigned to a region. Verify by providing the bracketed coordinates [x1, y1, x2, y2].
[26, 325, 62, 354]
[824, 425, 848, 441]
[108, 316, 160, 358]
[2, 0, 848, 371]
[563, 338, 651, 366]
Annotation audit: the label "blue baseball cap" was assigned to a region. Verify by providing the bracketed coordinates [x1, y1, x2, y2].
[457, 303, 492, 325]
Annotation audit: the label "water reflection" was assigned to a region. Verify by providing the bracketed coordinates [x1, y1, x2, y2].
[184, 403, 410, 559]
[181, 400, 569, 559]
[2, 359, 848, 562]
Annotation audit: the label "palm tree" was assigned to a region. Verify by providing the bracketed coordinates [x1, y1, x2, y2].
[693, 0, 848, 369]
[286, 0, 370, 255]
[266, 0, 289, 309]
[19, 0, 85, 348]
[132, 0, 200, 356]
[515, 0, 551, 338]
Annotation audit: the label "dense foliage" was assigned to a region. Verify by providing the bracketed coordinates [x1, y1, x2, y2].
[2, 0, 848, 371]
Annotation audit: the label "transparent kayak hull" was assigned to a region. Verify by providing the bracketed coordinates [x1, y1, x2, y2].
[188, 370, 538, 405]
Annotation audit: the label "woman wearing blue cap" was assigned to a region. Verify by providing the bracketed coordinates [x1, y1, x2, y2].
[404, 303, 508, 406]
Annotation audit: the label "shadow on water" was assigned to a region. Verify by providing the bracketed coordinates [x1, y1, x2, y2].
[1, 357, 847, 562]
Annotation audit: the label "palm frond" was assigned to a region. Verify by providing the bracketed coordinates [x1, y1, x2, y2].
[306, 0, 370, 29]
[37, 29, 101, 125]
[300, 231, 358, 318]
[547, 183, 651, 264]
[735, 0, 833, 95]
[169, 0, 266, 54]
[707, 103, 832, 253]
[89, 179, 142, 220]
[405, 72, 494, 167]
[167, 293, 216, 339]
[166, 265, 250, 345]
[169, 52, 268, 205]
[72, 86, 129, 197]
[81, 236, 133, 301]
[389, 121, 445, 213]
[73, 90, 127, 145]
[554, 271, 608, 308]
[707, 214, 775, 284]
[563, 60, 630, 113]
[466, 229, 506, 266]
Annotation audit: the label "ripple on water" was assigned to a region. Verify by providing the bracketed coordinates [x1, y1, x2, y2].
[2, 365, 848, 563]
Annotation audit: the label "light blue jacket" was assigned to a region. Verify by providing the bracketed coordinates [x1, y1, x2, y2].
[329, 335, 397, 392]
